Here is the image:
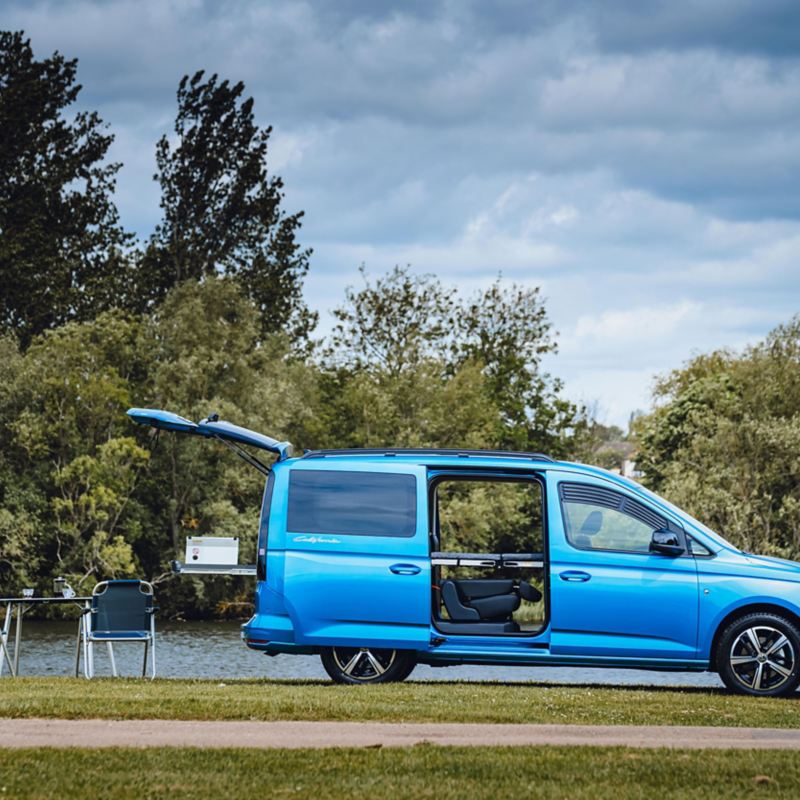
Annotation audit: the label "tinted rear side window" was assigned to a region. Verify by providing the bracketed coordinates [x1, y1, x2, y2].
[287, 470, 417, 537]
[257, 472, 275, 580]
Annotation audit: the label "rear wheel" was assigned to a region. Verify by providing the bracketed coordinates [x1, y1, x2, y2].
[716, 612, 800, 697]
[320, 646, 416, 684]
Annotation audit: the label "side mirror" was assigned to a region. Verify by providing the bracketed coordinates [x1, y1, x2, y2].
[649, 528, 685, 557]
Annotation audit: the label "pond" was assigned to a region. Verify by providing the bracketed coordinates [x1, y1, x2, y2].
[9, 620, 723, 687]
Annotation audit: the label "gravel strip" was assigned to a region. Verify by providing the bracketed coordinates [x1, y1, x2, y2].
[2, 719, 800, 749]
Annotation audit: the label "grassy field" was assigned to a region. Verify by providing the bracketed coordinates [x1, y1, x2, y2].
[1, 677, 798, 727]
[0, 745, 798, 799]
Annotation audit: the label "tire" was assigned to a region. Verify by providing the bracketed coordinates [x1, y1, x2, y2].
[320, 646, 417, 684]
[716, 612, 800, 697]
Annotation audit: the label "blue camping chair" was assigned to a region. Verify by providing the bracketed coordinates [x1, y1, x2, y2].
[76, 580, 157, 679]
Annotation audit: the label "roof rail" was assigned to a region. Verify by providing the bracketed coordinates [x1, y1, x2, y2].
[301, 448, 555, 463]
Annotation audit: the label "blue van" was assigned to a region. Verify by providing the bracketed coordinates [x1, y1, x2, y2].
[129, 408, 800, 696]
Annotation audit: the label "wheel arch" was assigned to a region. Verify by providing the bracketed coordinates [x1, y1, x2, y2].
[708, 602, 800, 672]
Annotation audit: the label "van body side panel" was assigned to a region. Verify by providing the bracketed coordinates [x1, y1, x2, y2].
[546, 470, 700, 659]
[278, 461, 431, 649]
[694, 552, 800, 661]
[283, 550, 430, 646]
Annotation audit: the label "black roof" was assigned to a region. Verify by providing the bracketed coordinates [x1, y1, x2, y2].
[301, 448, 555, 462]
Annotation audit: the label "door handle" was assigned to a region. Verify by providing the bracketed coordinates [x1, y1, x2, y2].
[559, 570, 591, 582]
[390, 563, 421, 575]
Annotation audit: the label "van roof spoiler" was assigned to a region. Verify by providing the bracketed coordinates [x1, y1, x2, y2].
[127, 408, 293, 473]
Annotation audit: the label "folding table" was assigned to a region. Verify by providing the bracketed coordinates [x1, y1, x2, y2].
[0, 596, 91, 677]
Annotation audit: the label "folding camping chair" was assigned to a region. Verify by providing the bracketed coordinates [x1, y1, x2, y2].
[76, 580, 157, 679]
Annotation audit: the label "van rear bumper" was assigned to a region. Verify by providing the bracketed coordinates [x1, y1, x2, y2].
[246, 641, 318, 656]
[242, 612, 298, 649]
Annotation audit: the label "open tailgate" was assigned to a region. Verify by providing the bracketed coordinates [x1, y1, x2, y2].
[127, 408, 293, 461]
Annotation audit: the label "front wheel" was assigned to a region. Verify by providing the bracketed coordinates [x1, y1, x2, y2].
[320, 646, 417, 684]
[716, 612, 800, 697]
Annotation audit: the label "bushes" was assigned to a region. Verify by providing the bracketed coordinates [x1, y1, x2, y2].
[636, 317, 800, 560]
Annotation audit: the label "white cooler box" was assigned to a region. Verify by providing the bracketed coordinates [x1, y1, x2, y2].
[184, 536, 239, 565]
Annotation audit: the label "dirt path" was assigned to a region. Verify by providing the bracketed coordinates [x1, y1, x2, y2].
[2, 719, 800, 749]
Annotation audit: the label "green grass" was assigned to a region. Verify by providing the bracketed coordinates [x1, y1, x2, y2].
[0, 745, 797, 799]
[1, 677, 798, 727]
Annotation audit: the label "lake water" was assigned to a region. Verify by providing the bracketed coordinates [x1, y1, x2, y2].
[6, 620, 723, 688]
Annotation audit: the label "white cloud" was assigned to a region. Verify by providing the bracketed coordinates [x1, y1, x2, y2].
[5, 0, 800, 427]
[303, 171, 800, 424]
[562, 301, 704, 362]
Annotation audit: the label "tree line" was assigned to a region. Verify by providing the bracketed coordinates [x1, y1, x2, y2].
[1, 31, 798, 616]
[0, 32, 312, 348]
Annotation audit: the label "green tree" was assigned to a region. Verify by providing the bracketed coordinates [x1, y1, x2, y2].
[324, 266, 586, 456]
[0, 31, 133, 347]
[327, 265, 457, 376]
[136, 279, 315, 572]
[0, 311, 148, 594]
[0, 278, 317, 613]
[317, 359, 501, 450]
[52, 437, 149, 582]
[636, 316, 800, 559]
[142, 71, 315, 344]
[127, 278, 316, 615]
[451, 279, 586, 455]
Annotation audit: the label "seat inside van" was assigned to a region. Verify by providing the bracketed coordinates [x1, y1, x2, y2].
[438, 578, 542, 634]
[432, 476, 546, 636]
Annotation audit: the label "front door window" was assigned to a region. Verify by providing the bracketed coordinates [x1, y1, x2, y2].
[560, 482, 668, 554]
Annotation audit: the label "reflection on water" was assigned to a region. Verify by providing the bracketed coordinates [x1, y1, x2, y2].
[7, 620, 722, 688]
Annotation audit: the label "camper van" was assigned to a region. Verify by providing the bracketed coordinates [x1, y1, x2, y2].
[128, 408, 800, 697]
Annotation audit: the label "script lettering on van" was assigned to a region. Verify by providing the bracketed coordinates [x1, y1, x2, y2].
[292, 535, 342, 544]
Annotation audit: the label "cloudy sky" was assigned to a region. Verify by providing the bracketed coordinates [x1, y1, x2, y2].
[6, 0, 800, 426]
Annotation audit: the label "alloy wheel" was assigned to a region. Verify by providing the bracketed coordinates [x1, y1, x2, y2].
[729, 625, 795, 693]
[331, 647, 397, 681]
